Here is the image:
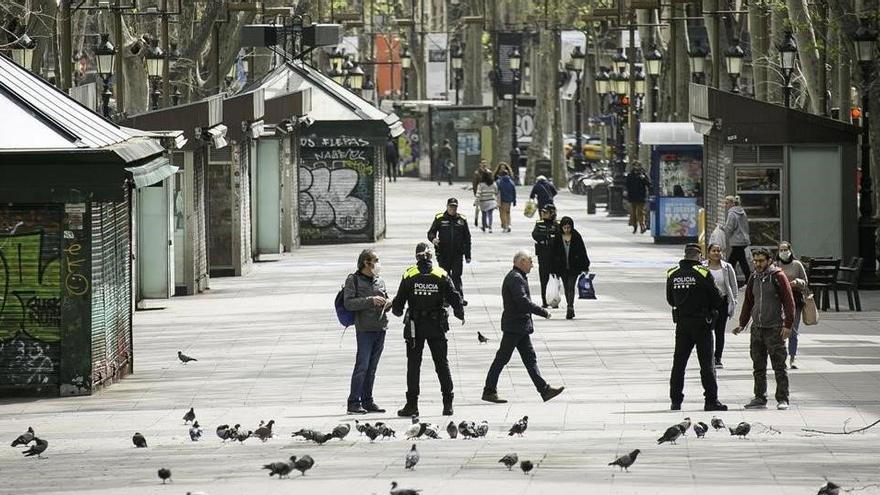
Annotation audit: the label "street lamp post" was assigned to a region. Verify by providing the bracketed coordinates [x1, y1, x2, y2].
[607, 67, 630, 216]
[93, 33, 116, 118]
[724, 38, 745, 94]
[778, 31, 798, 108]
[362, 75, 375, 102]
[349, 62, 365, 92]
[853, 20, 878, 285]
[400, 45, 412, 99]
[644, 45, 662, 122]
[451, 44, 463, 105]
[595, 67, 610, 113]
[688, 46, 708, 84]
[145, 38, 165, 110]
[570, 46, 586, 170]
[11, 34, 36, 70]
[509, 47, 522, 177]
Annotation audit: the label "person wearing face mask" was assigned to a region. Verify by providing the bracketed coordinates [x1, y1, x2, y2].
[549, 216, 591, 319]
[775, 242, 808, 369]
[343, 249, 390, 415]
[704, 243, 738, 369]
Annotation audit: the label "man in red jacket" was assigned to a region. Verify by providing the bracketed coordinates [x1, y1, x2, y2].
[733, 247, 796, 410]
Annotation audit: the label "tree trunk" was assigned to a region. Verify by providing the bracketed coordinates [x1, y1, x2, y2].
[670, 2, 690, 121]
[768, 5, 785, 105]
[786, 0, 822, 113]
[748, 0, 769, 101]
[525, 27, 555, 184]
[462, 0, 482, 105]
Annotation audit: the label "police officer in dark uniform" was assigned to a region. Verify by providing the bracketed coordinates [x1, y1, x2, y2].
[427, 198, 472, 305]
[666, 243, 728, 412]
[392, 242, 465, 417]
[531, 204, 559, 307]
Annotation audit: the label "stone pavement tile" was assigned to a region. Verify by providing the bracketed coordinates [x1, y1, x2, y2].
[2, 179, 880, 495]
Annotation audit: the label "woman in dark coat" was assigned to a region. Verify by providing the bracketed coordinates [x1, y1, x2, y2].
[550, 216, 591, 319]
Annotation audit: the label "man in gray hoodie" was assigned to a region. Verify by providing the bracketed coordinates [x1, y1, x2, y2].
[720, 195, 751, 287]
[733, 248, 796, 410]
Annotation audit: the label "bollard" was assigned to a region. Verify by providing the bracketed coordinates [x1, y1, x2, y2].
[586, 186, 596, 214]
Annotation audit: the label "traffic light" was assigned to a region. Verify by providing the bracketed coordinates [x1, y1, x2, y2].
[851, 106, 862, 125]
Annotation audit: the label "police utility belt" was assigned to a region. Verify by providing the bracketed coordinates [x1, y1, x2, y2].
[672, 308, 714, 324]
[409, 308, 448, 320]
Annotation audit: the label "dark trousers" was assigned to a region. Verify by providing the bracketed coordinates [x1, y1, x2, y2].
[387, 160, 398, 182]
[669, 318, 718, 405]
[348, 331, 386, 408]
[438, 256, 464, 298]
[537, 254, 551, 306]
[561, 272, 578, 309]
[405, 332, 453, 399]
[712, 296, 730, 361]
[483, 332, 548, 395]
[728, 246, 751, 286]
[750, 326, 789, 402]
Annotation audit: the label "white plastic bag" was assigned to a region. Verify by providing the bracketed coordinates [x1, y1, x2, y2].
[546, 275, 562, 307]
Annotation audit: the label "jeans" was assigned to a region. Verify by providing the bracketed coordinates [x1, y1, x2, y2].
[728, 246, 751, 286]
[537, 254, 552, 306]
[499, 202, 512, 229]
[483, 332, 548, 395]
[481, 208, 495, 230]
[669, 318, 718, 405]
[561, 272, 578, 309]
[788, 307, 803, 358]
[750, 326, 789, 402]
[712, 296, 730, 361]
[438, 256, 464, 298]
[348, 331, 386, 408]
[406, 333, 453, 399]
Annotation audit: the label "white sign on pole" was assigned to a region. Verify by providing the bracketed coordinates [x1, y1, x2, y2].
[425, 32, 448, 100]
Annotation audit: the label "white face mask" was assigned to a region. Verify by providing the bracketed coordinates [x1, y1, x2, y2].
[779, 251, 792, 261]
[371, 262, 382, 276]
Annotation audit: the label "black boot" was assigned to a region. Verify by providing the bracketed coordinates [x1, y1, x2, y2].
[397, 394, 419, 417]
[442, 393, 454, 416]
[566, 307, 575, 319]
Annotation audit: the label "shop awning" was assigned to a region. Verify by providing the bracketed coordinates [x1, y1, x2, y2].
[125, 155, 179, 188]
[640, 122, 705, 144]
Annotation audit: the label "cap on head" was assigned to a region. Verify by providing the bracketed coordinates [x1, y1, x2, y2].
[447, 197, 459, 207]
[684, 243, 702, 258]
[541, 204, 556, 213]
[415, 242, 433, 260]
[536, 175, 547, 182]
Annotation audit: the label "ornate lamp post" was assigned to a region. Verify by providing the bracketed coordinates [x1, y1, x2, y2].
[400, 45, 412, 99]
[348, 61, 365, 91]
[688, 45, 708, 84]
[852, 19, 878, 284]
[644, 44, 662, 122]
[778, 31, 798, 108]
[93, 33, 116, 118]
[362, 75, 375, 102]
[570, 45, 586, 170]
[607, 67, 630, 216]
[11, 34, 36, 70]
[724, 38, 745, 94]
[508, 47, 522, 175]
[329, 47, 345, 72]
[145, 38, 165, 110]
[451, 44, 463, 105]
[594, 67, 610, 113]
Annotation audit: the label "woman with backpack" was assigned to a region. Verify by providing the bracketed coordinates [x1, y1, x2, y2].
[550, 216, 591, 319]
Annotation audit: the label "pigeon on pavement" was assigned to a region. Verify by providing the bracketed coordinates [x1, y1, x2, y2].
[189, 421, 203, 441]
[263, 457, 295, 479]
[608, 449, 640, 471]
[254, 420, 275, 442]
[475, 420, 489, 438]
[446, 421, 458, 439]
[657, 425, 682, 445]
[390, 481, 422, 495]
[520, 460, 534, 474]
[364, 424, 382, 442]
[729, 422, 751, 438]
[132, 432, 148, 448]
[216, 424, 231, 442]
[177, 351, 197, 363]
[508, 416, 528, 436]
[11, 426, 35, 447]
[694, 422, 709, 438]
[21, 437, 48, 458]
[405, 444, 420, 470]
[355, 420, 366, 435]
[183, 407, 196, 424]
[379, 424, 396, 440]
[405, 422, 427, 440]
[499, 453, 518, 470]
[477, 331, 489, 344]
[711, 417, 726, 431]
[817, 481, 841, 495]
[422, 423, 441, 439]
[236, 430, 253, 443]
[331, 424, 351, 440]
[157, 468, 171, 484]
[676, 417, 692, 435]
[292, 455, 315, 476]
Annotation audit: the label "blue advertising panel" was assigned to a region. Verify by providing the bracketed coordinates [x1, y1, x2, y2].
[650, 145, 703, 242]
[656, 197, 699, 238]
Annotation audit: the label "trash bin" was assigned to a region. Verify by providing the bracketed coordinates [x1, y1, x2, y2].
[586, 186, 596, 214]
[535, 158, 552, 180]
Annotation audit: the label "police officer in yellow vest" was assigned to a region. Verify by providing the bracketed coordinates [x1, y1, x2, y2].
[391, 242, 465, 417]
[666, 243, 728, 412]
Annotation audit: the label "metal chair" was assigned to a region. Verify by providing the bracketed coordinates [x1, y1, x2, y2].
[836, 257, 863, 311]
[807, 259, 840, 312]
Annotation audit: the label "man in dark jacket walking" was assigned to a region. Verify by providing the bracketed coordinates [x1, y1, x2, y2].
[529, 175, 557, 209]
[482, 251, 565, 404]
[625, 162, 651, 234]
[436, 139, 454, 185]
[531, 204, 559, 307]
[427, 198, 471, 304]
[733, 247, 796, 410]
[385, 138, 399, 182]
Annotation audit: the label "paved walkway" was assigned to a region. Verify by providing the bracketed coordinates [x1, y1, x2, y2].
[2, 179, 879, 495]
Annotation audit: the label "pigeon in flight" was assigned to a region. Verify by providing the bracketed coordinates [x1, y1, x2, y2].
[657, 425, 682, 445]
[21, 437, 48, 458]
[676, 417, 692, 435]
[520, 459, 534, 475]
[177, 351, 197, 363]
[817, 481, 841, 495]
[331, 424, 351, 440]
[729, 422, 751, 438]
[254, 420, 275, 442]
[292, 455, 315, 476]
[390, 481, 422, 495]
[508, 416, 528, 436]
[711, 417, 726, 431]
[157, 468, 172, 484]
[11, 426, 35, 447]
[477, 331, 489, 344]
[132, 432, 148, 448]
[694, 422, 709, 438]
[189, 421, 202, 441]
[263, 456, 295, 479]
[608, 449, 640, 471]
[498, 453, 518, 470]
[405, 444, 420, 470]
[183, 407, 196, 424]
[446, 421, 458, 439]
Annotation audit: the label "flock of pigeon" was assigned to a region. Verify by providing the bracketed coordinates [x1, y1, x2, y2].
[655, 416, 752, 446]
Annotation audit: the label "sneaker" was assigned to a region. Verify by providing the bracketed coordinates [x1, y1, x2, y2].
[481, 392, 507, 404]
[777, 401, 789, 410]
[790, 357, 798, 369]
[704, 401, 728, 411]
[715, 360, 724, 369]
[565, 308, 575, 320]
[670, 403, 681, 411]
[541, 304, 549, 309]
[744, 397, 768, 409]
[541, 385, 565, 402]
[347, 406, 368, 415]
[363, 403, 386, 413]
